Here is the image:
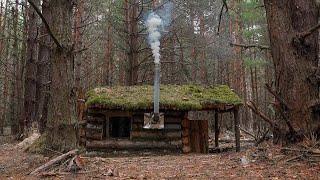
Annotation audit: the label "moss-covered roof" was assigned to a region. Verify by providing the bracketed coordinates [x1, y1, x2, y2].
[86, 85, 242, 111]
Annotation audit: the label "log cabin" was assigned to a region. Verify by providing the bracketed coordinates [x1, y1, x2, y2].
[80, 85, 242, 153]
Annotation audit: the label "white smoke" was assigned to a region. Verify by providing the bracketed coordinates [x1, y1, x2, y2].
[146, 13, 163, 64]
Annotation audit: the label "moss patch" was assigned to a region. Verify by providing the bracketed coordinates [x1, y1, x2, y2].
[86, 85, 242, 111]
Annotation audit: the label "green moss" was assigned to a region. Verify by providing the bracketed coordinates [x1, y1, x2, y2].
[86, 85, 242, 111]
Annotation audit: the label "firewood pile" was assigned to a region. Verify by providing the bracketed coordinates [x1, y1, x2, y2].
[280, 146, 320, 163]
[29, 149, 86, 177]
[238, 140, 320, 167]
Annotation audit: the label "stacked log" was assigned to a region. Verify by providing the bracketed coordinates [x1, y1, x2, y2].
[182, 115, 191, 153]
[86, 139, 182, 150]
[85, 114, 106, 141]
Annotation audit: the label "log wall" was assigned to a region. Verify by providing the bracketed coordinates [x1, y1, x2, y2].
[83, 111, 185, 151]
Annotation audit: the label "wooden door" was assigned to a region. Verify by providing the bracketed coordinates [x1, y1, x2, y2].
[190, 120, 209, 153]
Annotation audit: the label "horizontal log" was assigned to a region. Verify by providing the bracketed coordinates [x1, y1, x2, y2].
[133, 115, 183, 124]
[86, 116, 105, 122]
[165, 124, 181, 130]
[86, 123, 103, 130]
[131, 123, 143, 131]
[130, 131, 181, 140]
[86, 139, 182, 150]
[86, 132, 103, 140]
[182, 136, 189, 145]
[133, 116, 144, 123]
[165, 117, 182, 124]
[78, 121, 87, 126]
[106, 111, 132, 117]
[131, 124, 183, 133]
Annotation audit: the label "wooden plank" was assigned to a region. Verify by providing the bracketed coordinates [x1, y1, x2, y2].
[194, 121, 200, 152]
[189, 120, 209, 153]
[201, 120, 209, 153]
[86, 139, 182, 150]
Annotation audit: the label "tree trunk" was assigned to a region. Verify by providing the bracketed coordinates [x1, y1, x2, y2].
[199, 12, 207, 84]
[126, 0, 139, 86]
[264, 0, 320, 142]
[35, 0, 51, 134]
[1, 0, 10, 134]
[73, 0, 84, 136]
[0, 0, 4, 135]
[24, 0, 39, 135]
[10, 1, 20, 134]
[46, 0, 77, 151]
[103, 16, 113, 86]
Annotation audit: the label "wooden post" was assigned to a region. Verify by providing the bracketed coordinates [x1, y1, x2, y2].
[234, 107, 240, 152]
[214, 111, 219, 147]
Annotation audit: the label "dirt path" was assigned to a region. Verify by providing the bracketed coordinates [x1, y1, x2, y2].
[0, 140, 319, 179]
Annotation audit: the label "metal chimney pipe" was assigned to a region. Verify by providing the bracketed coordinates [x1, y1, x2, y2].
[153, 62, 160, 121]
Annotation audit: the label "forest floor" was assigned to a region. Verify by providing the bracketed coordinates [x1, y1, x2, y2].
[1, 136, 320, 179]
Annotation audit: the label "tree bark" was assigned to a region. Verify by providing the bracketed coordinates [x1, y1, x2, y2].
[24, 0, 39, 135]
[264, 0, 320, 142]
[126, 0, 139, 85]
[35, 0, 51, 134]
[0, 0, 4, 134]
[45, 0, 77, 151]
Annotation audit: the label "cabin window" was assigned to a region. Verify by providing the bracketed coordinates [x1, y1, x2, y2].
[109, 117, 131, 138]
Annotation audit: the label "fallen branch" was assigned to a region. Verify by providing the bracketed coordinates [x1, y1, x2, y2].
[39, 172, 70, 177]
[281, 147, 320, 155]
[230, 42, 270, 50]
[30, 149, 79, 175]
[239, 126, 270, 146]
[285, 154, 304, 163]
[265, 84, 289, 110]
[239, 126, 257, 140]
[265, 84, 296, 134]
[246, 101, 278, 130]
[255, 129, 270, 146]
